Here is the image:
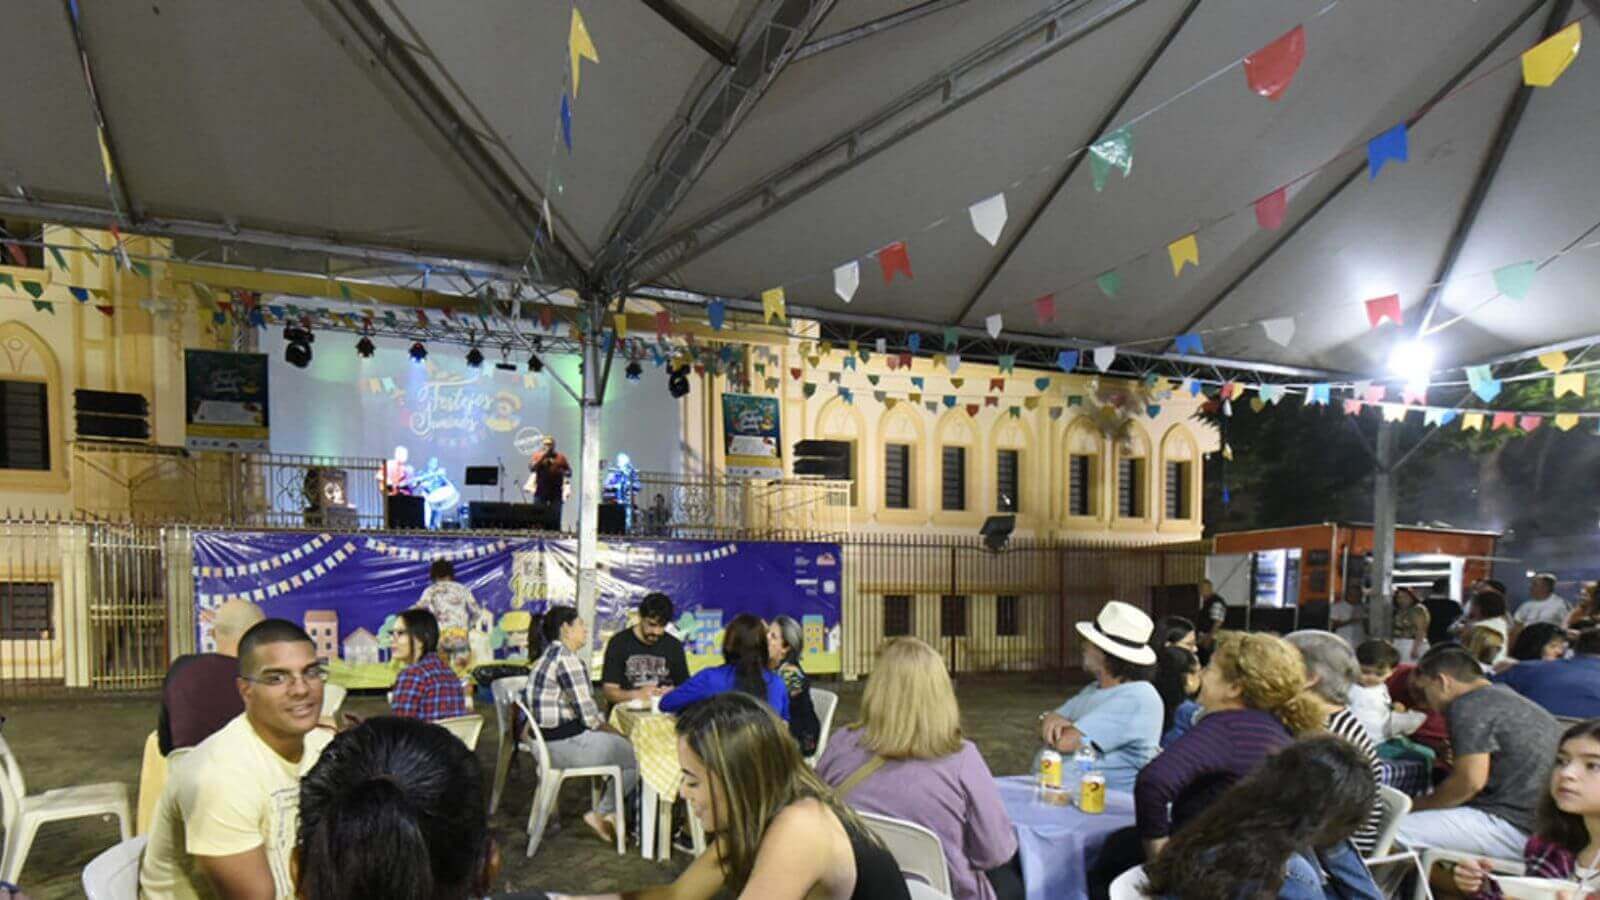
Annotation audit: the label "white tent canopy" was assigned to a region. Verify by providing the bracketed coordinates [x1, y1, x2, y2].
[4, 0, 1599, 380]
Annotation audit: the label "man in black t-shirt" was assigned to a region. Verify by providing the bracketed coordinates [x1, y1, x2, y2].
[601, 592, 691, 705]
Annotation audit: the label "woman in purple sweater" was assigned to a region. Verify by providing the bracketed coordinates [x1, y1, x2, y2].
[816, 637, 1021, 900]
[1088, 632, 1323, 899]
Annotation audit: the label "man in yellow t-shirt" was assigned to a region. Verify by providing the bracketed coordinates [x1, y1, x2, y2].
[141, 619, 334, 900]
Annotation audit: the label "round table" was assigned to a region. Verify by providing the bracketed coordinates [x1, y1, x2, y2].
[610, 704, 682, 860]
[996, 775, 1137, 900]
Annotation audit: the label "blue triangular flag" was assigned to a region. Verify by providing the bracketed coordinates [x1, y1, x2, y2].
[1308, 383, 1330, 405]
[942, 395, 957, 409]
[560, 93, 573, 153]
[69, 286, 89, 303]
[1439, 410, 1458, 426]
[1034, 377, 1051, 392]
[1056, 350, 1079, 372]
[1190, 380, 1204, 397]
[707, 300, 725, 330]
[1367, 123, 1408, 179]
[911, 376, 925, 390]
[908, 333, 921, 354]
[1173, 333, 1205, 355]
[842, 356, 857, 371]
[1466, 365, 1502, 402]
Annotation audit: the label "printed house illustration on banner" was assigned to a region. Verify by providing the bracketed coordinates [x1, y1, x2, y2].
[342, 628, 380, 666]
[304, 610, 339, 662]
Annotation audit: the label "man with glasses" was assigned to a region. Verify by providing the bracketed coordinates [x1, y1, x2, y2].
[142, 619, 333, 900]
[389, 608, 468, 721]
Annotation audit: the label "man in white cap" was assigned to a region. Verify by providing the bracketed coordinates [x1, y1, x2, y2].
[1037, 601, 1164, 792]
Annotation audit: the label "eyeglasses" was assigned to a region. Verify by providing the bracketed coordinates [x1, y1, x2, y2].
[393, 628, 409, 637]
[243, 666, 329, 688]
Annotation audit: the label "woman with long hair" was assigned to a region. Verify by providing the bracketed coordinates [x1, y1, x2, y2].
[1143, 736, 1382, 900]
[1152, 645, 1201, 748]
[817, 638, 1021, 900]
[1454, 719, 1600, 898]
[1088, 632, 1323, 900]
[1566, 582, 1598, 629]
[1508, 622, 1570, 664]
[1157, 616, 1198, 653]
[1392, 588, 1430, 663]
[561, 692, 911, 900]
[767, 615, 822, 756]
[659, 614, 789, 720]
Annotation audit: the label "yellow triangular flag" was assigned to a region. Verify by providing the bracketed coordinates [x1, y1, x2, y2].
[97, 127, 116, 184]
[1462, 412, 1485, 432]
[1221, 444, 1233, 460]
[762, 287, 786, 324]
[1555, 413, 1580, 432]
[1555, 371, 1586, 398]
[613, 312, 628, 338]
[1522, 21, 1581, 87]
[569, 8, 600, 96]
[1539, 350, 1569, 373]
[1382, 404, 1406, 422]
[1168, 233, 1200, 277]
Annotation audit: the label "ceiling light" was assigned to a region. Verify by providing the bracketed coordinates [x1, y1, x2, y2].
[668, 364, 690, 399]
[625, 360, 642, 381]
[409, 341, 428, 362]
[355, 336, 375, 359]
[1387, 340, 1434, 391]
[283, 326, 314, 369]
[528, 354, 544, 373]
[465, 346, 484, 368]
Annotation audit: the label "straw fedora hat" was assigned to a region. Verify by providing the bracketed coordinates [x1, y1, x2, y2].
[1075, 601, 1156, 666]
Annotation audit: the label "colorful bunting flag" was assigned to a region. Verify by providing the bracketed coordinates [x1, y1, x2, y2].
[1522, 22, 1581, 87]
[1093, 346, 1116, 372]
[908, 333, 921, 354]
[988, 378, 1005, 392]
[1424, 409, 1446, 427]
[842, 356, 857, 371]
[1168, 234, 1200, 277]
[1258, 384, 1286, 405]
[1343, 399, 1363, 416]
[985, 313, 1003, 339]
[802, 382, 816, 398]
[32, 299, 53, 314]
[1096, 271, 1121, 298]
[878, 242, 913, 283]
[965, 403, 980, 418]
[985, 396, 998, 408]
[834, 261, 859, 303]
[1364, 294, 1402, 328]
[1250, 397, 1267, 413]
[1520, 415, 1543, 432]
[943, 326, 958, 350]
[875, 338, 887, 355]
[969, 193, 1008, 246]
[1088, 127, 1134, 192]
[1462, 413, 1485, 431]
[1367, 123, 1408, 179]
[943, 395, 957, 409]
[1555, 372, 1586, 398]
[560, 93, 573, 153]
[1538, 351, 1569, 374]
[47, 245, 67, 271]
[569, 8, 600, 95]
[1057, 350, 1078, 372]
[947, 354, 962, 374]
[707, 300, 725, 331]
[612, 313, 627, 338]
[1244, 26, 1306, 101]
[997, 354, 1015, 373]
[1033, 294, 1056, 325]
[1555, 414, 1580, 432]
[1049, 407, 1064, 420]
[1035, 377, 1051, 392]
[762, 287, 786, 324]
[911, 376, 925, 390]
[1261, 317, 1295, 347]
[1493, 260, 1537, 299]
[1173, 332, 1204, 355]
[20, 281, 43, 299]
[0, 273, 12, 290]
[1364, 383, 1388, 404]
[1382, 404, 1407, 423]
[1254, 187, 1289, 230]
[1492, 411, 1517, 431]
[1466, 365, 1503, 402]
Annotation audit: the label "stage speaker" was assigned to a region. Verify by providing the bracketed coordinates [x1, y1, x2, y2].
[980, 514, 1016, 552]
[464, 466, 499, 486]
[75, 389, 152, 441]
[385, 494, 426, 530]
[792, 439, 851, 479]
[467, 501, 542, 530]
[599, 503, 627, 535]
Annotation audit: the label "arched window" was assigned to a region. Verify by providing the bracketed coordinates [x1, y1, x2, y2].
[0, 321, 65, 489]
[1062, 417, 1104, 521]
[990, 416, 1031, 515]
[877, 403, 924, 512]
[1160, 424, 1201, 524]
[935, 410, 978, 516]
[1113, 423, 1153, 523]
[814, 396, 865, 508]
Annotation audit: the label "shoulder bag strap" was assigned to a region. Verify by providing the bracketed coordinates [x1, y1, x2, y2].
[835, 754, 889, 798]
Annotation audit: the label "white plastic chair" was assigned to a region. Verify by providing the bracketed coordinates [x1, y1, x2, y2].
[1411, 847, 1523, 900]
[436, 714, 486, 750]
[1108, 864, 1149, 900]
[906, 879, 952, 900]
[1367, 785, 1413, 858]
[858, 810, 952, 897]
[0, 732, 131, 883]
[82, 834, 147, 900]
[512, 697, 626, 857]
[807, 687, 839, 767]
[488, 676, 529, 814]
[321, 682, 349, 719]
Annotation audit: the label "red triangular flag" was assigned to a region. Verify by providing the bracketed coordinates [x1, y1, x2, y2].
[1244, 25, 1306, 101]
[655, 310, 672, 337]
[886, 355, 899, 371]
[985, 396, 998, 408]
[898, 352, 912, 368]
[4, 242, 26, 267]
[1364, 384, 1387, 404]
[878, 242, 913, 284]
[1520, 415, 1543, 432]
[416, 309, 430, 327]
[1254, 187, 1288, 230]
[790, 367, 803, 381]
[1343, 399, 1363, 415]
[989, 378, 1005, 392]
[965, 403, 979, 417]
[1492, 412, 1517, 430]
[96, 305, 115, 317]
[1365, 294, 1402, 328]
[1033, 294, 1056, 324]
[539, 306, 554, 330]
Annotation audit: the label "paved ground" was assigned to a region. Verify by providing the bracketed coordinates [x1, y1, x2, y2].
[3, 673, 1072, 898]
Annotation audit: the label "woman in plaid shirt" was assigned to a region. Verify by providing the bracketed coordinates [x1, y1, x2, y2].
[1453, 719, 1600, 898]
[389, 609, 469, 721]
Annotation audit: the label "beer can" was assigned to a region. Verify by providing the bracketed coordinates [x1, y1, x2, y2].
[1039, 749, 1063, 790]
[1079, 772, 1106, 814]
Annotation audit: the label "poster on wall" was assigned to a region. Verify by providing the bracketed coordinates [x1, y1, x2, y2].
[184, 349, 270, 451]
[721, 392, 782, 479]
[192, 530, 842, 688]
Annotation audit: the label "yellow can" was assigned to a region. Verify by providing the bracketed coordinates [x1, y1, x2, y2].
[1079, 772, 1106, 814]
[1039, 750, 1063, 789]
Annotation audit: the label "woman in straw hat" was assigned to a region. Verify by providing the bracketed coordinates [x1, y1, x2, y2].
[1037, 601, 1164, 793]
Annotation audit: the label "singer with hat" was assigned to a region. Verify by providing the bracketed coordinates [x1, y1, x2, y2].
[1036, 601, 1164, 793]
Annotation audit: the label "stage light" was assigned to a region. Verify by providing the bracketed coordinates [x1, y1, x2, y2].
[528, 354, 544, 373]
[668, 364, 690, 399]
[495, 344, 516, 371]
[465, 345, 484, 368]
[283, 326, 314, 369]
[355, 336, 375, 359]
[409, 341, 428, 362]
[1387, 340, 1434, 393]
[625, 360, 642, 381]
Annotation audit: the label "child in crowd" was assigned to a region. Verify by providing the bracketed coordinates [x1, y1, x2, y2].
[1348, 640, 1426, 747]
[1153, 645, 1202, 749]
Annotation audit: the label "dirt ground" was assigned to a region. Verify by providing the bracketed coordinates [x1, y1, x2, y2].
[3, 673, 1071, 899]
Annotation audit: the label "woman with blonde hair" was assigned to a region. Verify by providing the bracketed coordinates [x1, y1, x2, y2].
[559, 692, 909, 900]
[1088, 631, 1322, 900]
[816, 637, 1021, 900]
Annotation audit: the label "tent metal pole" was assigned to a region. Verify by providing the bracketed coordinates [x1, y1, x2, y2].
[1370, 420, 1399, 640]
[1170, 0, 1551, 343]
[576, 295, 607, 630]
[639, 0, 738, 65]
[794, 0, 977, 61]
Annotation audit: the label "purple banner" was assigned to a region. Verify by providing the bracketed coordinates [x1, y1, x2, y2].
[192, 531, 842, 687]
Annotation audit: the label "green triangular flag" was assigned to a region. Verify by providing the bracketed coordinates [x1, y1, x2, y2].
[1096, 270, 1121, 298]
[802, 382, 817, 398]
[0, 273, 13, 290]
[339, 283, 353, 301]
[48, 246, 68, 271]
[866, 374, 880, 386]
[33, 300, 54, 314]
[942, 326, 958, 350]
[130, 261, 153, 278]
[1068, 395, 1084, 407]
[1492, 260, 1536, 300]
[21, 281, 44, 299]
[1088, 127, 1134, 192]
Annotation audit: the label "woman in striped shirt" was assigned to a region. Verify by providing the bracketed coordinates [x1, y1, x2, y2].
[1285, 631, 1387, 857]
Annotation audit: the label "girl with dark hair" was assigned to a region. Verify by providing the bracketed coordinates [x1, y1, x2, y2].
[1453, 719, 1600, 898]
[557, 693, 910, 900]
[296, 716, 549, 900]
[658, 614, 790, 720]
[1143, 736, 1382, 900]
[767, 615, 821, 756]
[1152, 645, 1201, 748]
[1157, 616, 1198, 652]
[1508, 622, 1569, 664]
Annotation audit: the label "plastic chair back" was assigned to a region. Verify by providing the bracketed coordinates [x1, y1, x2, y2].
[321, 682, 348, 719]
[1108, 864, 1149, 900]
[512, 697, 555, 776]
[437, 714, 486, 750]
[906, 879, 952, 900]
[1368, 785, 1413, 857]
[858, 810, 951, 896]
[82, 835, 147, 900]
[808, 687, 839, 765]
[492, 676, 529, 738]
[0, 733, 25, 830]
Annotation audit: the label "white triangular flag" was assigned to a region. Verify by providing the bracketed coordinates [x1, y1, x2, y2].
[875, 337, 887, 355]
[834, 261, 859, 304]
[969, 193, 1008, 246]
[1261, 317, 1295, 347]
[985, 313, 1003, 338]
[1093, 346, 1116, 372]
[947, 354, 962, 374]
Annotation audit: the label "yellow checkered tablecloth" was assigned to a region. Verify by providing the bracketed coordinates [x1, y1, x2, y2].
[610, 705, 681, 798]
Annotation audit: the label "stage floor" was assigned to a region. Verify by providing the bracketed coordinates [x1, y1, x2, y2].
[4, 673, 1071, 898]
